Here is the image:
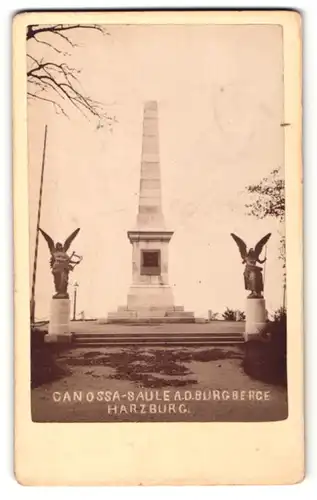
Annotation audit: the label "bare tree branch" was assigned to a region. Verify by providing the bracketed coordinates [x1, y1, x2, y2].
[49, 29, 78, 47]
[26, 24, 113, 127]
[28, 91, 68, 117]
[27, 24, 105, 41]
[32, 34, 66, 54]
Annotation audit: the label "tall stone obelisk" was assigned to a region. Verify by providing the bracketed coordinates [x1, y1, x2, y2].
[127, 101, 174, 311]
[136, 101, 165, 229]
[108, 101, 194, 322]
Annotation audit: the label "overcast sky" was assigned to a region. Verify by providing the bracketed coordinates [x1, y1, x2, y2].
[27, 24, 285, 320]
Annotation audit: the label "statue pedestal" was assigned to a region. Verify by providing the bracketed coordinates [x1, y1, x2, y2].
[45, 298, 72, 343]
[245, 297, 267, 341]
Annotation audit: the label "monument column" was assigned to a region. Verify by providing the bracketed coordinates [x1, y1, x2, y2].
[127, 101, 174, 310]
[107, 101, 194, 323]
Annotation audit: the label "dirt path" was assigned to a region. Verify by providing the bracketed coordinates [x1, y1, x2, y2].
[31, 346, 287, 422]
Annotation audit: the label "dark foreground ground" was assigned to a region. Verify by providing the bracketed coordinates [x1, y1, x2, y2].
[31, 343, 288, 423]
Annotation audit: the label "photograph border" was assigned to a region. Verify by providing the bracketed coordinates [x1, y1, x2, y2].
[13, 10, 303, 485]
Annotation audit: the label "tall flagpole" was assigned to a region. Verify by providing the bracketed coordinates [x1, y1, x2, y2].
[282, 277, 287, 310]
[30, 125, 48, 324]
[263, 244, 268, 289]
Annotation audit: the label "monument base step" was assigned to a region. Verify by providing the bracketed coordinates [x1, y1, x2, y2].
[116, 305, 185, 313]
[44, 333, 73, 343]
[165, 311, 194, 318]
[107, 316, 196, 324]
[107, 305, 195, 323]
[107, 311, 137, 321]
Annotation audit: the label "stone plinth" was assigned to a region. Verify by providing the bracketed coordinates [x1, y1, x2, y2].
[107, 304, 195, 323]
[45, 298, 72, 343]
[245, 297, 267, 341]
[127, 284, 174, 310]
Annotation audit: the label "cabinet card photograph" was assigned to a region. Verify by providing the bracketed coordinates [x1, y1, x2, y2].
[14, 10, 303, 485]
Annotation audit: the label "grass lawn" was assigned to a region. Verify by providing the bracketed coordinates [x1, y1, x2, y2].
[31, 344, 287, 422]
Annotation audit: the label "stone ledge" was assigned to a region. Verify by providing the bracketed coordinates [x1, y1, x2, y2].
[165, 311, 194, 318]
[107, 316, 196, 324]
[117, 305, 185, 312]
[44, 333, 73, 343]
[107, 308, 195, 323]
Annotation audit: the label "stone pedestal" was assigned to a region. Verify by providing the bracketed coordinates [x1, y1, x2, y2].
[245, 297, 267, 341]
[45, 298, 72, 343]
[127, 284, 174, 310]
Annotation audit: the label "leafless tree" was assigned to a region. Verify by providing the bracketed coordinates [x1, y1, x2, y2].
[27, 24, 114, 127]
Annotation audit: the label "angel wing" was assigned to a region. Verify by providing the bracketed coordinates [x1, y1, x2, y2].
[63, 228, 80, 252]
[39, 228, 55, 254]
[254, 233, 271, 259]
[230, 233, 248, 260]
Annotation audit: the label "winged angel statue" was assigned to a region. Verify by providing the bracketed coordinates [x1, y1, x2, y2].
[39, 228, 82, 299]
[230, 233, 271, 298]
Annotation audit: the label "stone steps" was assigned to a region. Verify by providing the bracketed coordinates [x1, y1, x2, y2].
[74, 332, 243, 338]
[165, 311, 194, 318]
[117, 305, 185, 312]
[72, 331, 244, 347]
[107, 305, 195, 324]
[107, 316, 196, 324]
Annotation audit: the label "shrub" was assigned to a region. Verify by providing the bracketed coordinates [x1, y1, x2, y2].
[222, 308, 245, 321]
[236, 310, 246, 321]
[272, 307, 287, 322]
[243, 315, 287, 386]
[31, 328, 70, 388]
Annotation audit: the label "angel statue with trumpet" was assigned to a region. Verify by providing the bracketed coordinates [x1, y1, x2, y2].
[230, 233, 272, 299]
[39, 227, 83, 299]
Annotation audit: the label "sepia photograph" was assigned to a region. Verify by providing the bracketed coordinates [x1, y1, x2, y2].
[25, 20, 289, 424]
[11, 7, 306, 485]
